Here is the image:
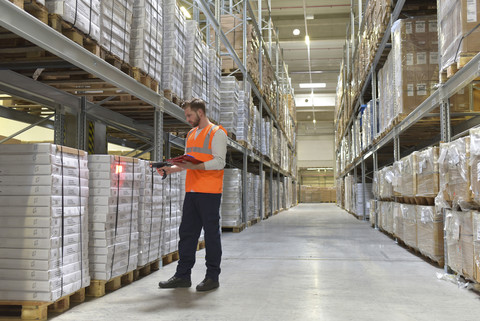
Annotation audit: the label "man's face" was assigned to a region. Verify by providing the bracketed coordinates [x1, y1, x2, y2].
[184, 107, 201, 127]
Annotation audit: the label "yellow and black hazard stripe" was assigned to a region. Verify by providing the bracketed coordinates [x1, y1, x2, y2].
[88, 121, 95, 154]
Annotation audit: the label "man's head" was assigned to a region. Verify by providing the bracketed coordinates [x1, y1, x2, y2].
[182, 98, 207, 128]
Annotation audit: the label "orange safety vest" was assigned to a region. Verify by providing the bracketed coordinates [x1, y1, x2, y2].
[185, 123, 227, 194]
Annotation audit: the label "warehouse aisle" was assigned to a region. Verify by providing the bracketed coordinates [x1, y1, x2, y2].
[51, 204, 480, 321]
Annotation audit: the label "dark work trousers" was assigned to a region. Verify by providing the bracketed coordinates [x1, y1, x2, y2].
[175, 192, 222, 281]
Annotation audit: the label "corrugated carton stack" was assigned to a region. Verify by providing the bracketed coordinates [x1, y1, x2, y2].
[221, 169, 243, 227]
[402, 204, 417, 248]
[88, 155, 139, 281]
[377, 50, 395, 136]
[99, 0, 134, 62]
[0, 144, 90, 301]
[137, 160, 164, 267]
[416, 205, 444, 265]
[208, 49, 221, 123]
[473, 212, 480, 282]
[393, 203, 403, 240]
[236, 81, 251, 143]
[264, 173, 270, 218]
[251, 107, 261, 152]
[392, 16, 439, 118]
[130, 0, 163, 83]
[469, 128, 480, 205]
[246, 173, 255, 221]
[162, 0, 186, 98]
[401, 153, 417, 197]
[46, 0, 101, 41]
[163, 172, 182, 255]
[272, 180, 278, 213]
[355, 183, 373, 217]
[438, 0, 480, 74]
[445, 210, 474, 280]
[184, 20, 208, 103]
[415, 147, 439, 197]
[220, 76, 239, 136]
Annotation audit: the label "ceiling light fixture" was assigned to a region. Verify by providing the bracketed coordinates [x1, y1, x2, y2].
[305, 35, 310, 46]
[293, 28, 300, 36]
[180, 6, 191, 19]
[306, 14, 314, 20]
[299, 83, 326, 88]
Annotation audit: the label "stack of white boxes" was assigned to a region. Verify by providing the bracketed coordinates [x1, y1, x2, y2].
[355, 183, 373, 217]
[272, 180, 278, 212]
[251, 107, 261, 152]
[208, 49, 221, 123]
[253, 174, 261, 220]
[220, 76, 239, 136]
[261, 118, 269, 156]
[246, 173, 255, 221]
[130, 0, 163, 83]
[137, 160, 165, 267]
[162, 0, 186, 98]
[0, 144, 89, 301]
[88, 155, 139, 281]
[236, 82, 251, 143]
[99, 0, 134, 62]
[221, 169, 243, 227]
[46, 0, 101, 42]
[163, 172, 182, 255]
[184, 20, 207, 102]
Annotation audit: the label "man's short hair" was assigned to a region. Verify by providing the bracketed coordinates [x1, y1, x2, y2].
[181, 98, 206, 114]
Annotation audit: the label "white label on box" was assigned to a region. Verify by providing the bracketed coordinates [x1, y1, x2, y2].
[407, 84, 414, 97]
[467, 0, 477, 22]
[417, 52, 427, 65]
[417, 84, 427, 96]
[415, 21, 426, 33]
[406, 53, 414, 66]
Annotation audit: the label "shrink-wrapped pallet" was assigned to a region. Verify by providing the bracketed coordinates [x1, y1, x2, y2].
[381, 201, 394, 234]
[220, 76, 239, 136]
[445, 209, 474, 280]
[100, 0, 134, 62]
[184, 20, 208, 103]
[438, 0, 480, 73]
[208, 49, 221, 123]
[163, 172, 182, 255]
[393, 202, 404, 240]
[438, 137, 472, 208]
[401, 153, 417, 197]
[402, 204, 417, 248]
[370, 200, 377, 227]
[236, 81, 251, 143]
[468, 128, 480, 206]
[415, 147, 439, 197]
[392, 16, 438, 117]
[355, 183, 373, 217]
[0, 144, 90, 301]
[379, 166, 394, 199]
[416, 205, 444, 264]
[221, 169, 243, 227]
[377, 50, 395, 135]
[130, 0, 163, 83]
[473, 211, 480, 282]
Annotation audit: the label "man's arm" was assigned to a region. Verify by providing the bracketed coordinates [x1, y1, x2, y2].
[203, 129, 227, 170]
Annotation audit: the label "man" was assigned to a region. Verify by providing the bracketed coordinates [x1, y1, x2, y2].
[157, 98, 227, 292]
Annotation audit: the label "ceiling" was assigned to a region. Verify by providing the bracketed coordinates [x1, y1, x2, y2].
[268, 0, 350, 122]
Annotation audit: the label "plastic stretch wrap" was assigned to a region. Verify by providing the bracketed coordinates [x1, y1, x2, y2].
[445, 209, 474, 280]
[221, 169, 243, 227]
[401, 153, 417, 197]
[392, 161, 402, 197]
[438, 137, 472, 209]
[415, 147, 439, 197]
[162, 172, 182, 255]
[370, 200, 377, 227]
[416, 205, 444, 264]
[472, 211, 480, 282]
[377, 51, 395, 134]
[468, 128, 480, 206]
[393, 202, 403, 240]
[130, 0, 163, 83]
[381, 201, 394, 234]
[355, 183, 373, 217]
[438, 0, 480, 72]
[184, 20, 209, 103]
[392, 16, 438, 117]
[402, 204, 417, 248]
[220, 76, 239, 135]
[208, 50, 221, 123]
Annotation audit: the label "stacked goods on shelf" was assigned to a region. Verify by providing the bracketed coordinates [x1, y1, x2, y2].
[88, 155, 139, 281]
[253, 174, 262, 219]
[469, 128, 480, 204]
[438, 0, 480, 76]
[221, 169, 243, 227]
[336, 178, 345, 206]
[300, 186, 336, 203]
[360, 101, 377, 151]
[272, 180, 278, 212]
[46, 0, 101, 41]
[0, 144, 89, 301]
[402, 204, 417, 248]
[417, 205, 444, 265]
[380, 201, 394, 234]
[130, 0, 163, 83]
[246, 173, 255, 221]
[163, 172, 182, 255]
[262, 55, 277, 112]
[220, 76, 239, 136]
[401, 153, 417, 197]
[264, 174, 271, 218]
[449, 83, 480, 112]
[355, 183, 373, 217]
[162, 0, 186, 99]
[236, 81, 251, 144]
[438, 136, 471, 208]
[377, 51, 395, 136]
[137, 160, 164, 267]
[369, 200, 377, 227]
[445, 210, 474, 280]
[251, 107, 261, 152]
[353, 116, 361, 158]
[393, 203, 403, 240]
[208, 49, 221, 123]
[261, 118, 271, 158]
[415, 147, 439, 198]
[376, 166, 394, 199]
[285, 177, 293, 208]
[344, 175, 354, 213]
[392, 16, 439, 118]
[99, 0, 134, 62]
[473, 212, 480, 282]
[184, 20, 209, 103]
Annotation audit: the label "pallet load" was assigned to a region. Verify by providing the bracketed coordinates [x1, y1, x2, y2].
[415, 147, 439, 198]
[137, 160, 165, 267]
[261, 117, 270, 157]
[393, 203, 403, 240]
[236, 81, 251, 145]
[162, 0, 186, 100]
[355, 183, 373, 217]
[162, 172, 182, 255]
[392, 15, 439, 118]
[416, 205, 444, 265]
[381, 201, 394, 235]
[184, 20, 208, 103]
[220, 76, 239, 136]
[246, 173, 255, 222]
[221, 169, 243, 227]
[46, 0, 100, 41]
[130, 0, 163, 84]
[469, 127, 480, 205]
[0, 144, 90, 301]
[473, 211, 480, 282]
[445, 209, 475, 281]
[402, 204, 417, 249]
[99, 0, 134, 63]
[264, 171, 270, 218]
[438, 0, 480, 77]
[208, 49, 221, 123]
[401, 153, 417, 198]
[87, 155, 139, 282]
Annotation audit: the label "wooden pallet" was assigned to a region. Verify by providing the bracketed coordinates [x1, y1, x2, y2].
[162, 251, 180, 266]
[163, 90, 183, 106]
[236, 140, 248, 148]
[133, 259, 161, 281]
[227, 131, 236, 141]
[247, 217, 261, 227]
[0, 288, 85, 321]
[442, 53, 480, 82]
[87, 271, 134, 298]
[222, 223, 245, 233]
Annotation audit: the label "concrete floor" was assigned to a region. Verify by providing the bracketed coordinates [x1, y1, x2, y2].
[51, 204, 480, 321]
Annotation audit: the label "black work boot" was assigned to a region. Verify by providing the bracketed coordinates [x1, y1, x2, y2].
[196, 278, 219, 292]
[158, 276, 192, 288]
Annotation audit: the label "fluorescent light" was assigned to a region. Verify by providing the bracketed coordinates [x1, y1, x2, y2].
[293, 28, 300, 36]
[305, 35, 310, 45]
[313, 119, 316, 124]
[306, 14, 314, 20]
[299, 83, 326, 89]
[180, 6, 191, 19]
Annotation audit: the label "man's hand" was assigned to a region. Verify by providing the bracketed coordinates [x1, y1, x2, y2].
[171, 161, 205, 170]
